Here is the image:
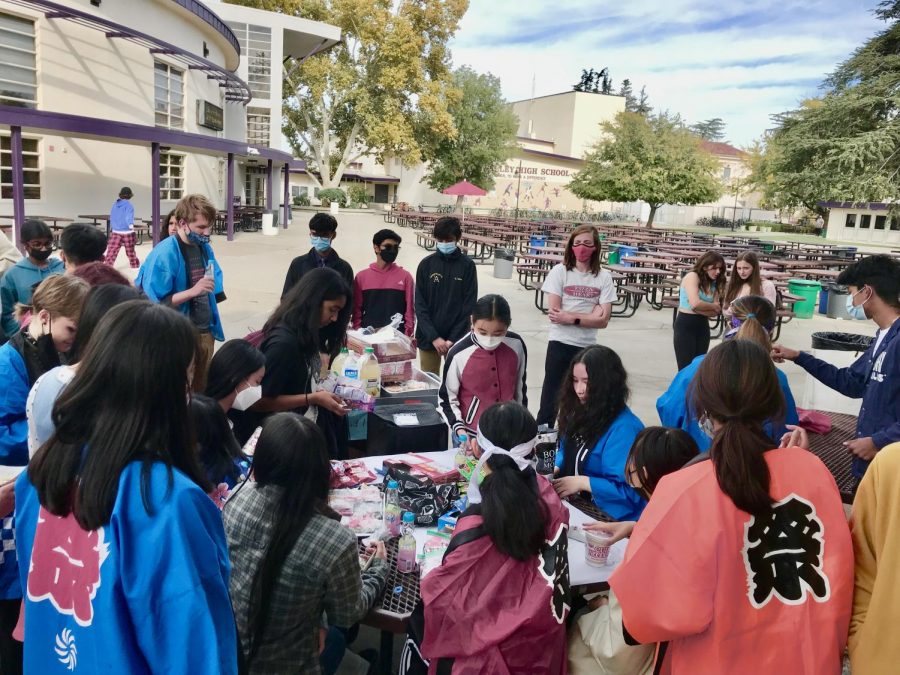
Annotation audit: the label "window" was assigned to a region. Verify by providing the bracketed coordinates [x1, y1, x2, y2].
[159, 152, 184, 200]
[860, 214, 871, 229]
[291, 185, 309, 198]
[891, 218, 900, 232]
[875, 215, 887, 230]
[228, 22, 271, 99]
[722, 166, 731, 180]
[844, 213, 856, 228]
[154, 62, 184, 128]
[0, 13, 36, 108]
[1, 134, 39, 198]
[247, 107, 270, 146]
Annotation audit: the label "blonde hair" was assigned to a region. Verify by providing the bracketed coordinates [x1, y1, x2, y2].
[730, 295, 776, 351]
[19, 274, 89, 322]
[173, 194, 217, 227]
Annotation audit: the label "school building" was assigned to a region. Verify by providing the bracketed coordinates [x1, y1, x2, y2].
[820, 201, 900, 246]
[0, 0, 339, 244]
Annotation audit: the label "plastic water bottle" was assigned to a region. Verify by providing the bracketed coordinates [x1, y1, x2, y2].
[359, 347, 381, 397]
[384, 480, 401, 537]
[204, 261, 214, 279]
[397, 511, 417, 574]
[331, 347, 349, 378]
[342, 350, 360, 381]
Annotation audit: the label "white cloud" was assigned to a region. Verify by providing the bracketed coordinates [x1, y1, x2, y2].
[449, 0, 884, 146]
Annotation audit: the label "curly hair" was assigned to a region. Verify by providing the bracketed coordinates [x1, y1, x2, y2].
[557, 345, 630, 448]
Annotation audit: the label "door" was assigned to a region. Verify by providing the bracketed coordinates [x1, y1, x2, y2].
[374, 183, 389, 204]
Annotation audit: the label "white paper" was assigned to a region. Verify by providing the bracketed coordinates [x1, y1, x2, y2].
[393, 413, 418, 427]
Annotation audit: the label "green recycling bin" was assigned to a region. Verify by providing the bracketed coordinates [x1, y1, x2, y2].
[787, 279, 822, 319]
[607, 244, 621, 265]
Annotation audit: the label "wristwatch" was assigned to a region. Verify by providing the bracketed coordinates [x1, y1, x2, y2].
[574, 318, 581, 326]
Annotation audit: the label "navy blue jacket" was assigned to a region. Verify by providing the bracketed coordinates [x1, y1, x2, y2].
[796, 320, 900, 477]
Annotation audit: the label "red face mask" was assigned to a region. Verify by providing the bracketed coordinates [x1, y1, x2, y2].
[573, 245, 594, 262]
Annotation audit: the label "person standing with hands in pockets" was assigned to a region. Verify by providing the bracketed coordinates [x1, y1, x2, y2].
[773, 255, 900, 479]
[537, 225, 616, 428]
[415, 216, 478, 375]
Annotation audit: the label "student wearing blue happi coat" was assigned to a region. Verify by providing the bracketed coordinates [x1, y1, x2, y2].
[658, 296, 798, 451]
[552, 345, 647, 521]
[15, 302, 237, 675]
[774, 255, 900, 478]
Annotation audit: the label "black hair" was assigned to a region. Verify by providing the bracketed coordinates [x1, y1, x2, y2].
[373, 229, 401, 246]
[433, 216, 462, 241]
[189, 394, 245, 485]
[262, 267, 351, 361]
[309, 212, 337, 234]
[234, 412, 331, 663]
[30, 301, 209, 530]
[160, 209, 178, 241]
[205, 339, 266, 402]
[691, 340, 785, 517]
[21, 219, 52, 242]
[478, 402, 546, 561]
[558, 345, 630, 449]
[627, 427, 700, 500]
[837, 254, 900, 310]
[472, 294, 512, 326]
[59, 223, 107, 265]
[69, 284, 146, 363]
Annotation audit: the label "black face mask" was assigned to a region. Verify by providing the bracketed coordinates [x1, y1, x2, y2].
[380, 247, 398, 264]
[28, 247, 52, 262]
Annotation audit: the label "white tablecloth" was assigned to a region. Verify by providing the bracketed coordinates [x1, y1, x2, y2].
[360, 450, 625, 587]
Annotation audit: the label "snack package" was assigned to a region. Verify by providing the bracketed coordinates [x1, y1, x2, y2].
[347, 326, 416, 364]
[329, 485, 383, 535]
[330, 460, 377, 489]
[383, 453, 460, 484]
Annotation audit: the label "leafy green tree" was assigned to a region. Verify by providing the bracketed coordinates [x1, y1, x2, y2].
[749, 1, 900, 211]
[690, 118, 727, 142]
[574, 67, 613, 94]
[423, 67, 518, 210]
[570, 112, 723, 227]
[228, 0, 468, 188]
[619, 79, 637, 112]
[634, 85, 652, 115]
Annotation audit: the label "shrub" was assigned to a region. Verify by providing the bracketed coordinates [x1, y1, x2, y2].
[347, 184, 370, 206]
[293, 194, 311, 207]
[318, 188, 347, 207]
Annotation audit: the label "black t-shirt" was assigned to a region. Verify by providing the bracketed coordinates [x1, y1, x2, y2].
[177, 238, 211, 331]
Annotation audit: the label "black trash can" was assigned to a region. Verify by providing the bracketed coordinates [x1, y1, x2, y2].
[811, 332, 873, 352]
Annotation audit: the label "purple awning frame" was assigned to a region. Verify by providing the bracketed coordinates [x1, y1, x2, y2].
[4, 0, 252, 102]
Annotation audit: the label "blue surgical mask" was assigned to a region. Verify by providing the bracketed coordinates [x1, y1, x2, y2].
[187, 231, 210, 245]
[311, 235, 332, 253]
[436, 242, 457, 255]
[845, 287, 870, 321]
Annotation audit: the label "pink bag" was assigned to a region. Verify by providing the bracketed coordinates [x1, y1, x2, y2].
[797, 408, 832, 435]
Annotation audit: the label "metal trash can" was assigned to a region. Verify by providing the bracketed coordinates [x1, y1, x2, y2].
[825, 285, 852, 320]
[493, 248, 515, 279]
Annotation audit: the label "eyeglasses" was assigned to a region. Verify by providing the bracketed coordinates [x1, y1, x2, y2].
[25, 241, 53, 250]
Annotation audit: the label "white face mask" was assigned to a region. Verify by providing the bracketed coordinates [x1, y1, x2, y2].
[474, 332, 505, 351]
[232, 384, 262, 411]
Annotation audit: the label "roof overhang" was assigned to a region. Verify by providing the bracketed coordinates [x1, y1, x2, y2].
[818, 201, 891, 210]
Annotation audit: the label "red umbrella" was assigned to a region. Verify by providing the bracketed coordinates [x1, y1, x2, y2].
[442, 179, 487, 196]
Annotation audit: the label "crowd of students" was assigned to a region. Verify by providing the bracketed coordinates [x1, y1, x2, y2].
[0, 194, 897, 674]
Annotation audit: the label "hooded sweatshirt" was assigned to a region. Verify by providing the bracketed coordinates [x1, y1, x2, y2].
[352, 262, 415, 336]
[414, 248, 477, 350]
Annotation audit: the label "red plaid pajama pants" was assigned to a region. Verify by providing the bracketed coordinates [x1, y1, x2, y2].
[104, 231, 140, 268]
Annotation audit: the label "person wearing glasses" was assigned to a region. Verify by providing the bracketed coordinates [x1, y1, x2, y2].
[537, 225, 616, 428]
[0, 220, 65, 338]
[352, 229, 415, 337]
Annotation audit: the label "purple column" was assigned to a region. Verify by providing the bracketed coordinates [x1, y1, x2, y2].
[266, 158, 274, 210]
[10, 126, 25, 251]
[283, 164, 290, 229]
[151, 142, 161, 245]
[226, 152, 235, 242]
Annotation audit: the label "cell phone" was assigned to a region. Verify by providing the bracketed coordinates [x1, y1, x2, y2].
[568, 526, 587, 544]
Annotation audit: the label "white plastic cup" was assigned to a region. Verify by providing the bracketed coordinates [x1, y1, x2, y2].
[584, 530, 613, 567]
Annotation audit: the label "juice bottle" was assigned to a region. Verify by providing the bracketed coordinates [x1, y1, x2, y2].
[342, 350, 360, 381]
[384, 480, 401, 537]
[359, 347, 381, 397]
[397, 511, 417, 574]
[330, 347, 349, 378]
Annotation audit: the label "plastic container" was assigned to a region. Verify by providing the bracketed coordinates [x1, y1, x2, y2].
[528, 235, 547, 254]
[617, 244, 638, 266]
[261, 211, 278, 236]
[378, 368, 442, 406]
[493, 248, 514, 279]
[787, 279, 822, 319]
[359, 347, 381, 397]
[818, 284, 830, 315]
[342, 351, 360, 381]
[384, 480, 402, 536]
[825, 286, 852, 320]
[380, 359, 414, 383]
[397, 511, 417, 573]
[331, 347, 350, 378]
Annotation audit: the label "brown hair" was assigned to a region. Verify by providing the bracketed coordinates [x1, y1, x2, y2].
[71, 261, 132, 287]
[563, 225, 602, 274]
[173, 194, 217, 226]
[690, 250, 726, 297]
[26, 274, 89, 321]
[728, 296, 776, 351]
[691, 340, 785, 517]
[724, 251, 763, 305]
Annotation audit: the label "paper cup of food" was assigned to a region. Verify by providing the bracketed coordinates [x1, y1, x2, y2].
[584, 530, 613, 567]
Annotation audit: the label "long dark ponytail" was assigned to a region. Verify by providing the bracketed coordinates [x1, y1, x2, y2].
[235, 413, 331, 662]
[691, 340, 786, 517]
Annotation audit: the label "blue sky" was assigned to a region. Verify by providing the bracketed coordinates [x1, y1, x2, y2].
[449, 0, 884, 146]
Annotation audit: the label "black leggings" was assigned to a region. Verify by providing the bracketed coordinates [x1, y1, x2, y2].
[537, 341, 585, 428]
[673, 312, 711, 371]
[0, 599, 22, 675]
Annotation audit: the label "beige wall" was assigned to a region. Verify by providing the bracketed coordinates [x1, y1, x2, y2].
[826, 206, 900, 244]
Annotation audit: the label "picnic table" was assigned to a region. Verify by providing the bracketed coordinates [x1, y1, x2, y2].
[1, 215, 74, 248]
[605, 264, 678, 311]
[460, 233, 503, 263]
[806, 411, 858, 504]
[792, 268, 842, 280]
[357, 449, 622, 673]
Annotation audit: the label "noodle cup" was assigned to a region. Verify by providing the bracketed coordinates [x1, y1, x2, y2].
[584, 530, 613, 566]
